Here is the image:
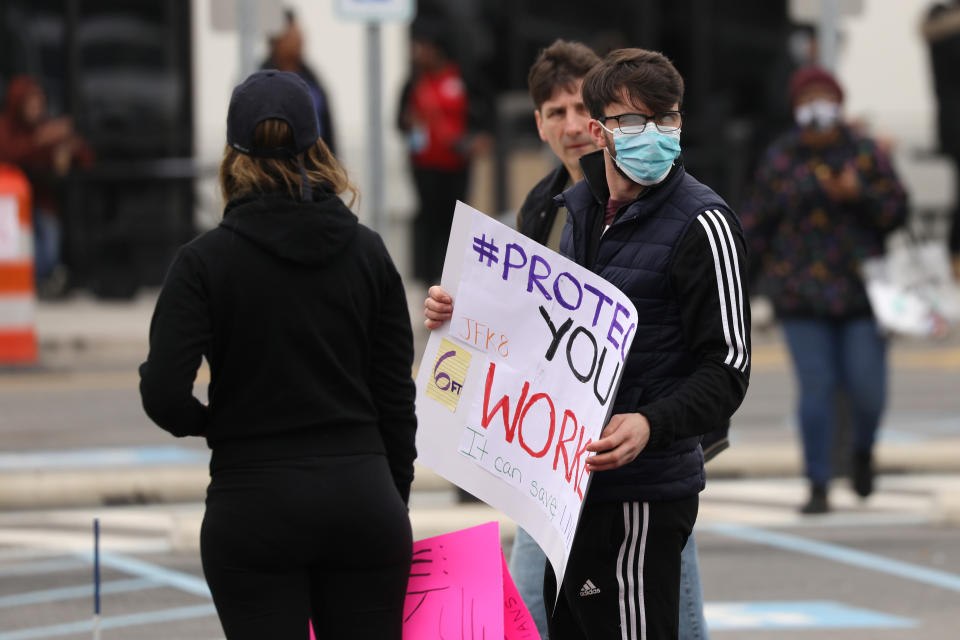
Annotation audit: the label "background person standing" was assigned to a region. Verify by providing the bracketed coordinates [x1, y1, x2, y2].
[0, 75, 93, 296]
[397, 19, 472, 285]
[261, 8, 337, 155]
[139, 71, 416, 639]
[741, 67, 908, 514]
[923, 0, 960, 278]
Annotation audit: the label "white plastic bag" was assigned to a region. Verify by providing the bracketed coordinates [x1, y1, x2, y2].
[862, 235, 960, 337]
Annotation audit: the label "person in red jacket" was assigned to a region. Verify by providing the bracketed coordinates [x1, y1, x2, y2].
[398, 20, 472, 284]
[0, 75, 93, 293]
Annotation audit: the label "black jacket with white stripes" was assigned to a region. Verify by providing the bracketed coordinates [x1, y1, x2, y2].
[558, 151, 751, 503]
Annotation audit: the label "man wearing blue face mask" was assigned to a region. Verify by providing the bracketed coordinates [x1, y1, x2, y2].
[537, 48, 751, 639]
[424, 44, 723, 640]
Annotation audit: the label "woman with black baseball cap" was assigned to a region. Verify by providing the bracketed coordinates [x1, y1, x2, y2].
[139, 70, 417, 639]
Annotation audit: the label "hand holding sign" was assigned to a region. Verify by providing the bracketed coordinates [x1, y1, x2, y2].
[424, 286, 453, 329]
[585, 412, 651, 472]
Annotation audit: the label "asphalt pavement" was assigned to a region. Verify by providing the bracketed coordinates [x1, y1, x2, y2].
[1, 288, 959, 638]
[1, 474, 959, 639]
[3, 286, 959, 512]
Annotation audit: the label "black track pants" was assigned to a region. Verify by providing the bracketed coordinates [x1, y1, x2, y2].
[545, 495, 698, 640]
[200, 454, 413, 640]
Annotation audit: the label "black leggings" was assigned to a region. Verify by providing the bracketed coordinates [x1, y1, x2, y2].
[200, 454, 413, 639]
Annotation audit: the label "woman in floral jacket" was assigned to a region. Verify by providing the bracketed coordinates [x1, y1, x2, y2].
[741, 66, 907, 514]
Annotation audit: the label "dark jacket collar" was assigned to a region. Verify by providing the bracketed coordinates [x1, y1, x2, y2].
[542, 163, 572, 198]
[562, 150, 686, 222]
[524, 163, 571, 212]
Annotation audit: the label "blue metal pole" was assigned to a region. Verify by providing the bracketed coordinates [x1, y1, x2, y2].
[93, 518, 101, 640]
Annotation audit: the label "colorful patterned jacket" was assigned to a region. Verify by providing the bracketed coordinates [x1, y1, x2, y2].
[741, 125, 908, 318]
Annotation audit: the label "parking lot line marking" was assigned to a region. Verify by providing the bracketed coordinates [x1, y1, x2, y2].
[708, 523, 960, 592]
[82, 551, 212, 598]
[0, 548, 71, 563]
[0, 558, 87, 579]
[0, 604, 217, 640]
[0, 578, 155, 608]
[0, 446, 208, 470]
[0, 528, 171, 555]
[704, 600, 915, 630]
[99, 603, 218, 630]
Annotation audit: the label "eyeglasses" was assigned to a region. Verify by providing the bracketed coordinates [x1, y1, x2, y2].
[597, 111, 683, 134]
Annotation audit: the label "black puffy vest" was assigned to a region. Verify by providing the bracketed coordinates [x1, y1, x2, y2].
[559, 160, 730, 503]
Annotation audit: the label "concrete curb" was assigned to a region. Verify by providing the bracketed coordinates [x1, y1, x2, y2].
[938, 490, 960, 526]
[705, 439, 960, 478]
[0, 463, 450, 510]
[2, 442, 959, 511]
[0, 467, 210, 510]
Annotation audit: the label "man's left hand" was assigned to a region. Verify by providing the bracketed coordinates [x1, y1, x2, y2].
[585, 413, 651, 472]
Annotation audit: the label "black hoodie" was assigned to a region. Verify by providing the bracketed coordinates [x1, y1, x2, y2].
[139, 186, 417, 501]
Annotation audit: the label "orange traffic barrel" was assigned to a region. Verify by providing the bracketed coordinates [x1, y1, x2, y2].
[0, 164, 37, 365]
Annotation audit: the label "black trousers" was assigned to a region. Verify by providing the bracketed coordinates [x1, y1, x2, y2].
[411, 166, 469, 283]
[947, 151, 960, 255]
[200, 454, 413, 640]
[545, 495, 698, 640]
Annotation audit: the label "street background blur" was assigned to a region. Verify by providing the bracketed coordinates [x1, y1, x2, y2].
[1, 0, 954, 292]
[1, 0, 959, 638]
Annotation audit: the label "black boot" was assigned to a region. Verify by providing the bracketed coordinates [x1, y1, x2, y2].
[800, 483, 829, 514]
[853, 450, 874, 498]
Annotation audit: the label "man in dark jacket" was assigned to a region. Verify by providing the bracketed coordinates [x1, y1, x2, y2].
[550, 48, 750, 639]
[427, 48, 750, 639]
[515, 41, 599, 252]
[515, 40, 716, 640]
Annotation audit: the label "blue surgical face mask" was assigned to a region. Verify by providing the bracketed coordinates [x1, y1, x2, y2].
[598, 121, 681, 186]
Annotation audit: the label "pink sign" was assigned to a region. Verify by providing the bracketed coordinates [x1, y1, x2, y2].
[501, 553, 540, 639]
[402, 521, 537, 639]
[309, 522, 535, 639]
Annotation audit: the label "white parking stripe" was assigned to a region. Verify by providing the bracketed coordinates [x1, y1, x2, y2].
[0, 604, 218, 640]
[0, 578, 155, 608]
[707, 522, 960, 593]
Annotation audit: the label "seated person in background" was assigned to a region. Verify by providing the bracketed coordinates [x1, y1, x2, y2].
[0, 75, 94, 295]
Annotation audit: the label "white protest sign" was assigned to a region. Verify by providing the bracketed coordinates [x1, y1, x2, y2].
[415, 201, 637, 588]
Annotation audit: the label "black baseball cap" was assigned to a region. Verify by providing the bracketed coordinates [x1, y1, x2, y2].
[226, 70, 319, 158]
